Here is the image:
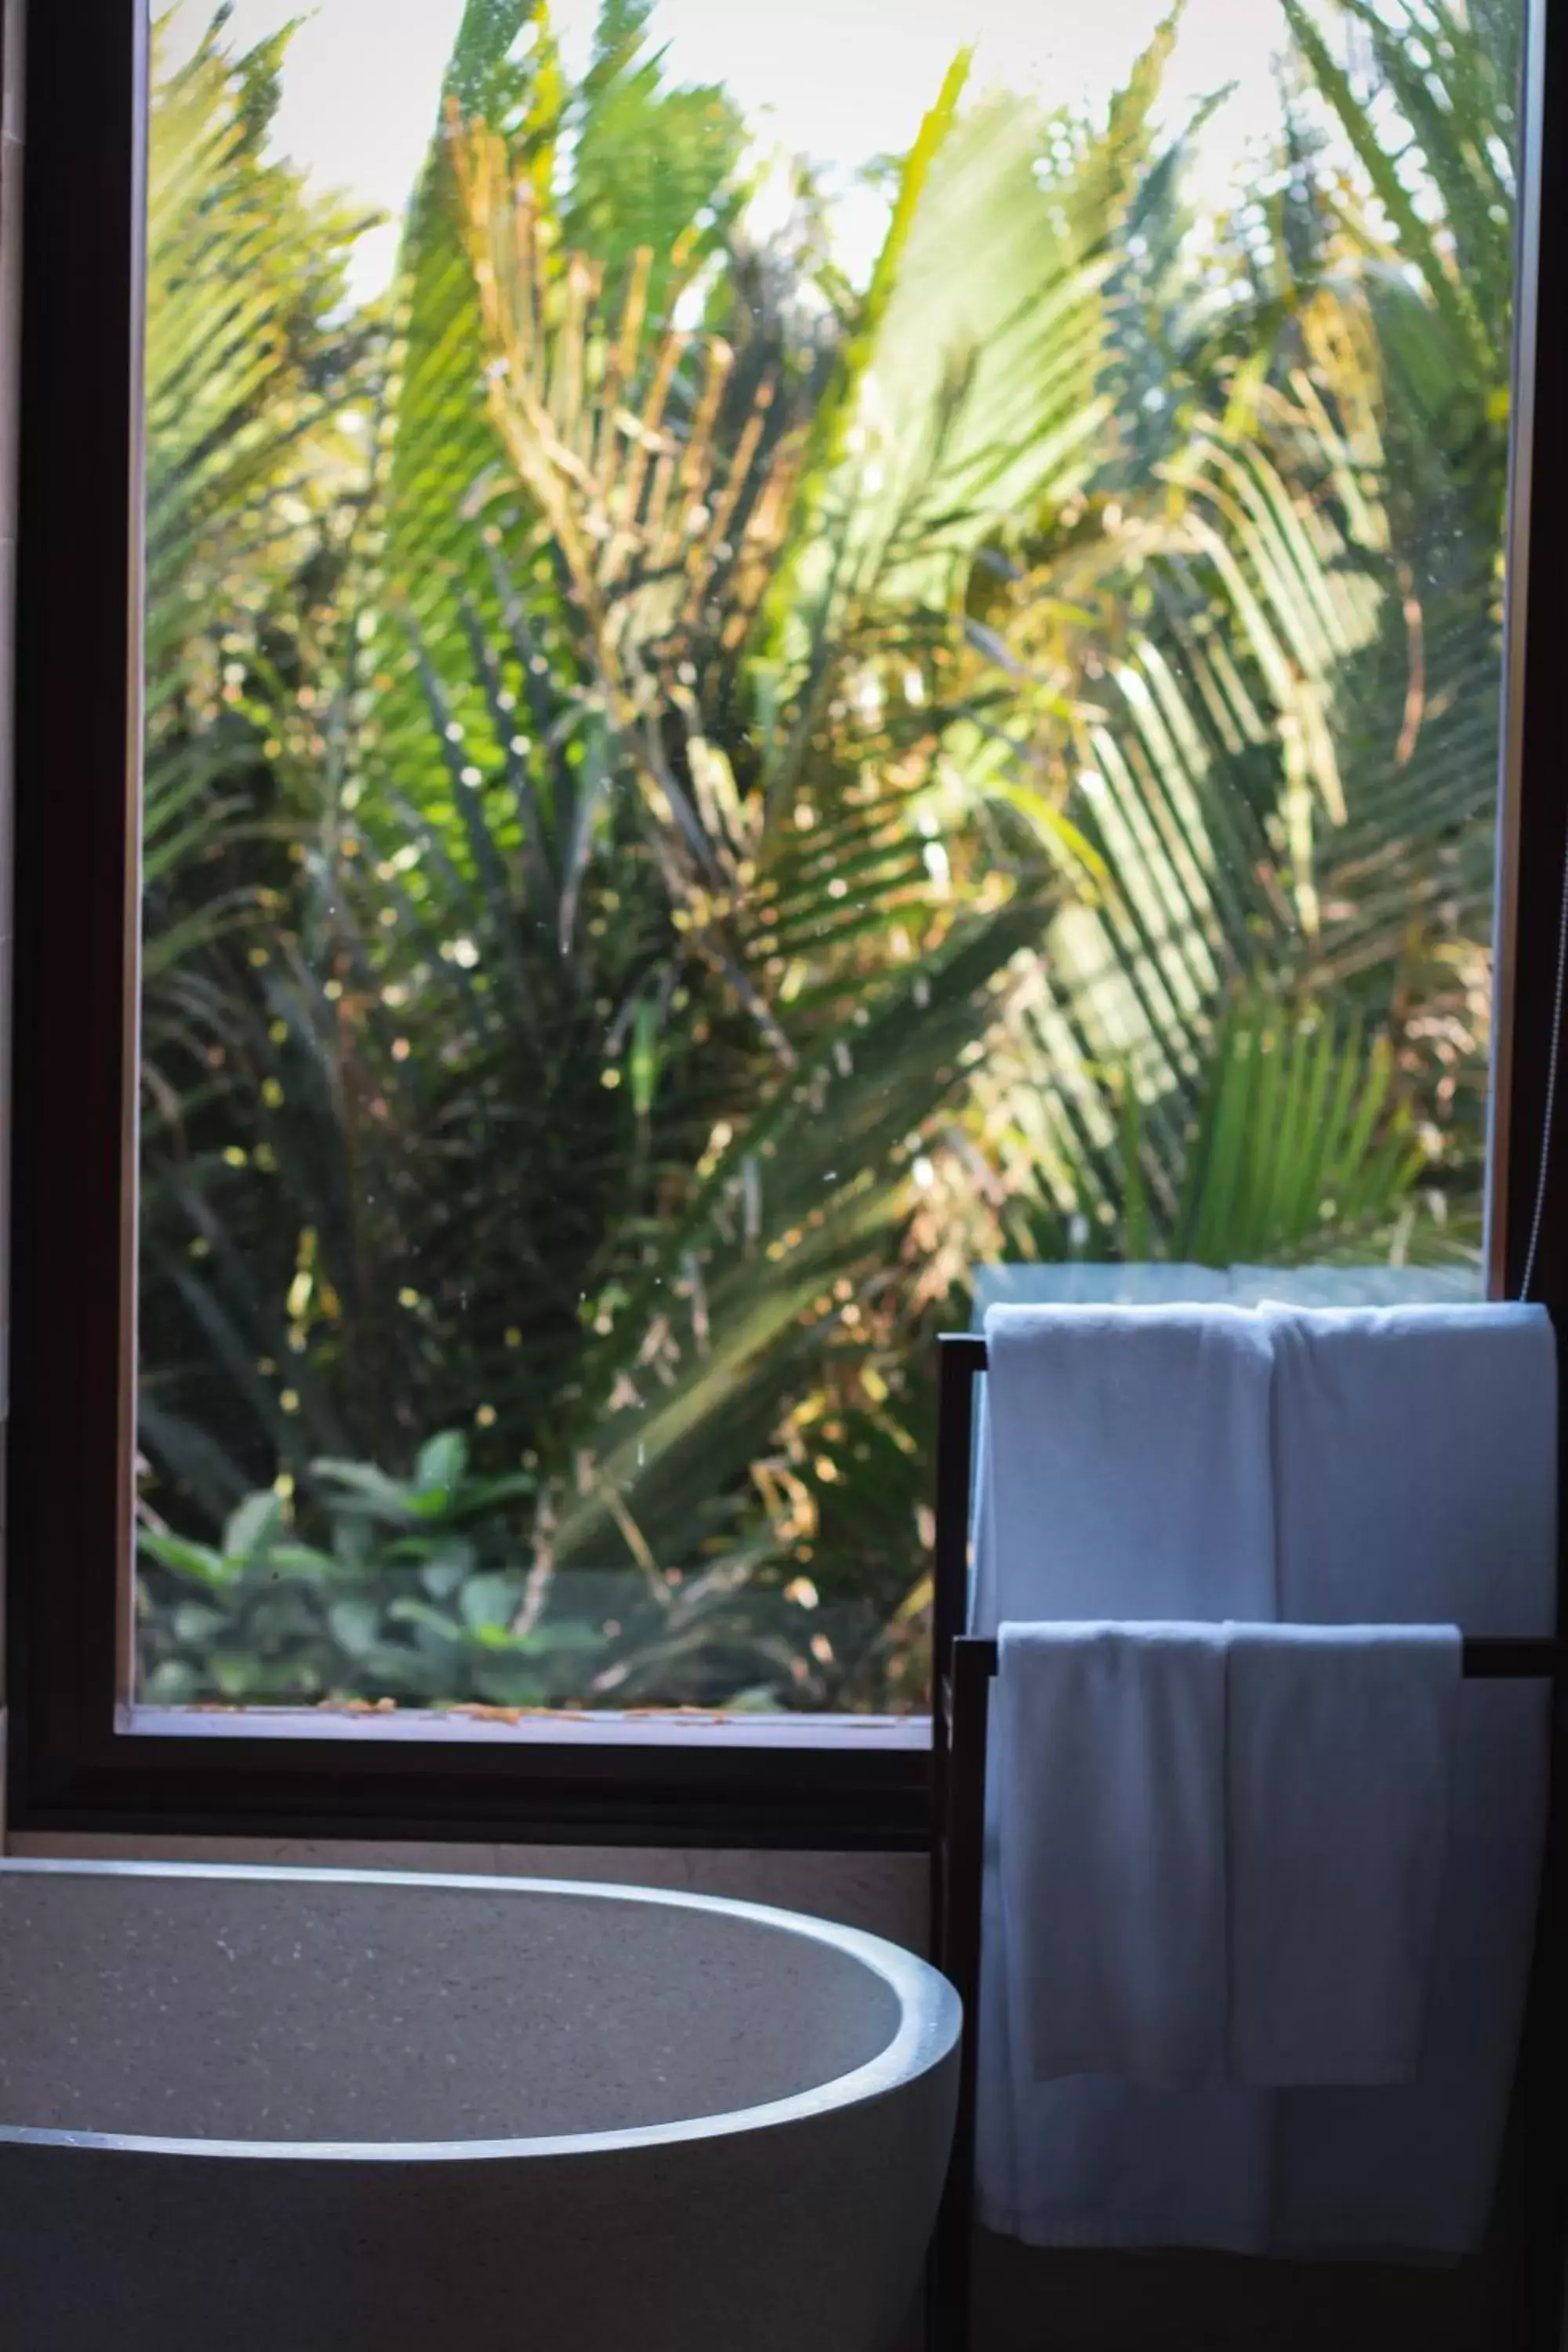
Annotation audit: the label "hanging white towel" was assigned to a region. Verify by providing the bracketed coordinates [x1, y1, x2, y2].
[997, 1621, 1229, 2088]
[1226, 1621, 1461, 2089]
[1261, 1303, 1556, 2256]
[974, 1304, 1276, 2252]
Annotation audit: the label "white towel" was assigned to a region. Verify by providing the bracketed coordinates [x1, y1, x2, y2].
[975, 1305, 1276, 2252]
[997, 1621, 1229, 2088]
[1261, 1303, 1556, 2255]
[1226, 1622, 1461, 2089]
[976, 1305, 1278, 1627]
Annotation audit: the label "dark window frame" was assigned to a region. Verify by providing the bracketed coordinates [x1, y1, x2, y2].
[4, 0, 1566, 1857]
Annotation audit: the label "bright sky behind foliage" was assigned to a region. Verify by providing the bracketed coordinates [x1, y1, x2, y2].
[164, 0, 1291, 299]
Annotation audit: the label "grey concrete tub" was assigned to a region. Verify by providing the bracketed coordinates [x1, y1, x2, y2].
[0, 1859, 958, 2350]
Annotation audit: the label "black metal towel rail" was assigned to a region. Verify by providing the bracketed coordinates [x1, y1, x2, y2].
[926, 1330, 1568, 2352]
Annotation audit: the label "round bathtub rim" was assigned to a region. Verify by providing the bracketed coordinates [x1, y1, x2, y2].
[0, 1858, 960, 2165]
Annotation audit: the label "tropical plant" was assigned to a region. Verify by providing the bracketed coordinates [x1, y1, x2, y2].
[139, 12, 385, 1512]
[946, 0, 1519, 1290]
[997, 990, 1431, 1270]
[136, 0, 1516, 1713]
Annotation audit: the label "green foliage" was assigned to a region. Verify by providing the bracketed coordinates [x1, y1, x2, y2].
[1006, 990, 1431, 1270]
[564, 0, 746, 319]
[137, 0, 1514, 1714]
[139, 1433, 568, 1706]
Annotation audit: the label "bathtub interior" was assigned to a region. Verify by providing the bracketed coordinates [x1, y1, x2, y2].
[0, 1868, 906, 2146]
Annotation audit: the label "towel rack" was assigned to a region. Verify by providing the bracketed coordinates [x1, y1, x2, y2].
[926, 1330, 1568, 2352]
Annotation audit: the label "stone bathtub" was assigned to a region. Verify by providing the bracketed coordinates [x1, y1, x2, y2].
[0, 1860, 959, 2350]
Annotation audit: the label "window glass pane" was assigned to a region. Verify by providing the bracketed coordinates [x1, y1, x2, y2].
[137, 0, 1525, 1715]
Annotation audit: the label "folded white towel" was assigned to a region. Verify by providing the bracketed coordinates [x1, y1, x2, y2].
[997, 1621, 1229, 2088]
[1261, 1303, 1556, 2255]
[1226, 1621, 1461, 2089]
[975, 1304, 1276, 2251]
[977, 1305, 1278, 1627]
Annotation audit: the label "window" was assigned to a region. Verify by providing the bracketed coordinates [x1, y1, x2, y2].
[8, 0, 1566, 1843]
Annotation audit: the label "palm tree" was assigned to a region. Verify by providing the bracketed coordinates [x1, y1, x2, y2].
[136, 0, 1514, 1711]
[970, 0, 1515, 1274]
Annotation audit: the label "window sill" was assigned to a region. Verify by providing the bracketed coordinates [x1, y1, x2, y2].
[9, 1704, 933, 1853]
[122, 1705, 931, 1751]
